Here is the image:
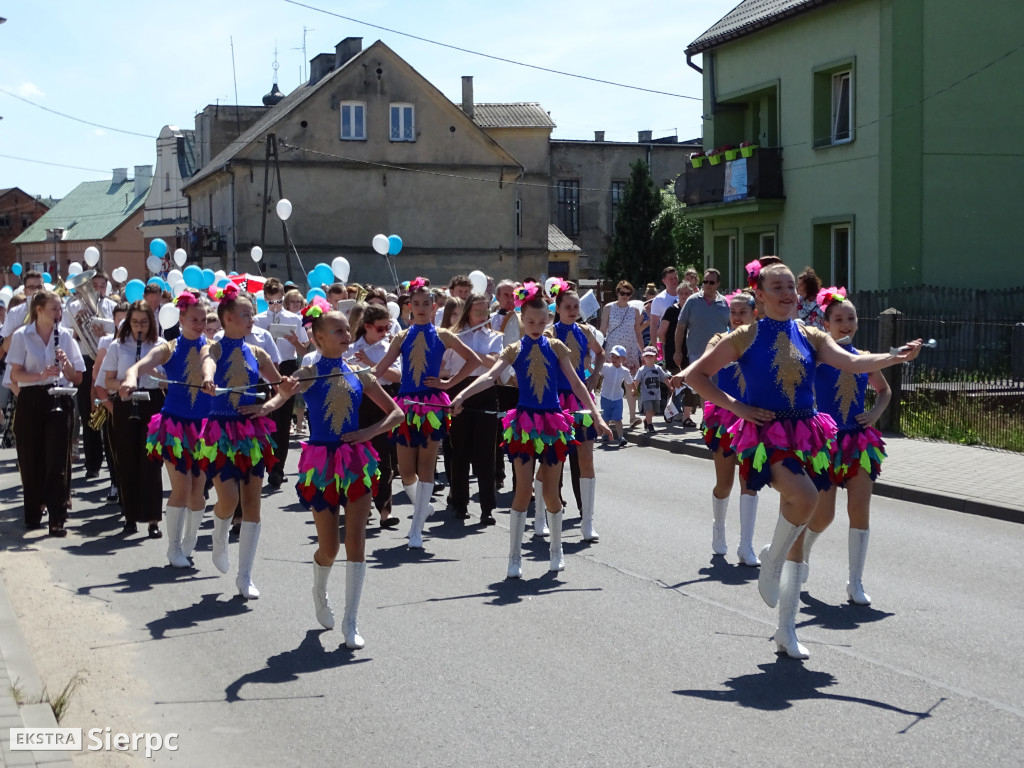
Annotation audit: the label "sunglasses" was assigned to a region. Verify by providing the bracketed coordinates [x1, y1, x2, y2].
[372, 324, 390, 333]
[268, 299, 284, 305]
[702, 280, 718, 285]
[618, 291, 633, 297]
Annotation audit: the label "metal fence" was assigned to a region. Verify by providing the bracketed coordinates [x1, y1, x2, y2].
[849, 286, 1024, 452]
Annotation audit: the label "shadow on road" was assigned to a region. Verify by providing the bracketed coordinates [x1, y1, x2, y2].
[377, 573, 602, 610]
[147, 592, 252, 640]
[674, 660, 937, 724]
[368, 544, 458, 570]
[76, 565, 219, 596]
[797, 590, 896, 631]
[224, 628, 369, 702]
[664, 555, 760, 589]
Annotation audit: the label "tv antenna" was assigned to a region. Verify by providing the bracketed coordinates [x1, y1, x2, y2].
[293, 26, 315, 84]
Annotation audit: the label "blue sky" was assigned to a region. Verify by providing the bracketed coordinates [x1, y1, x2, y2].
[0, 0, 737, 198]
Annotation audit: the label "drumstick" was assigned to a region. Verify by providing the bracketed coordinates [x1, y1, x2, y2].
[890, 338, 937, 355]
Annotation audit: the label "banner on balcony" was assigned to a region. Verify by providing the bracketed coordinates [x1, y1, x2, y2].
[724, 158, 749, 202]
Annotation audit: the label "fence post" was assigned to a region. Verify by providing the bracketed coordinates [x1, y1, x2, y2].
[877, 307, 903, 432]
[1013, 323, 1024, 383]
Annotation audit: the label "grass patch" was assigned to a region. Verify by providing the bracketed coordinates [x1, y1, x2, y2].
[9, 671, 87, 724]
[901, 392, 1024, 452]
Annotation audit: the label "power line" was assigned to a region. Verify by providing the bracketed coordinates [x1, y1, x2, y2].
[0, 86, 157, 139]
[0, 152, 112, 174]
[282, 0, 703, 101]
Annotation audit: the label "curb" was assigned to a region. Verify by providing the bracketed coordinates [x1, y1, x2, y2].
[623, 429, 1024, 525]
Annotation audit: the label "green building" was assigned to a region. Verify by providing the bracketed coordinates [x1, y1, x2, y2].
[680, 0, 1024, 291]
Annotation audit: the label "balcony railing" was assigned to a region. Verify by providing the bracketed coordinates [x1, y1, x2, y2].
[677, 147, 784, 207]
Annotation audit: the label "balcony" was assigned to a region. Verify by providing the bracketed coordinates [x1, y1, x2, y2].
[675, 147, 784, 215]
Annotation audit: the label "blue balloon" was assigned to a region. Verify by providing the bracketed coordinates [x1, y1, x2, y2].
[42, 272, 52, 284]
[147, 276, 163, 286]
[307, 271, 320, 288]
[216, 277, 230, 288]
[229, 271, 238, 276]
[201, 269, 216, 289]
[388, 234, 403, 256]
[124, 279, 146, 303]
[149, 238, 169, 258]
[306, 288, 327, 302]
[256, 297, 269, 313]
[182, 265, 203, 288]
[12, 263, 22, 276]
[317, 265, 335, 286]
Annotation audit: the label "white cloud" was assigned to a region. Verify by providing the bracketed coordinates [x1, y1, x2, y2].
[16, 82, 44, 98]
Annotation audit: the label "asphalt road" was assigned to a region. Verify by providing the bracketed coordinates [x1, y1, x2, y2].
[2, 441, 1023, 767]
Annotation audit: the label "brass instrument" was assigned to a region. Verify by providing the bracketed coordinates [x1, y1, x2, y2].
[355, 284, 369, 303]
[61, 269, 107, 359]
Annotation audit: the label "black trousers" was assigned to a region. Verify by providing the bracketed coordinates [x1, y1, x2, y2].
[359, 383, 396, 514]
[111, 393, 165, 524]
[76, 356, 104, 472]
[14, 386, 73, 527]
[494, 385, 517, 484]
[448, 380, 498, 514]
[268, 359, 299, 481]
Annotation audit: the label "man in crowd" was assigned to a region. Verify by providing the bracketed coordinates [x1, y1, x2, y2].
[648, 266, 680, 346]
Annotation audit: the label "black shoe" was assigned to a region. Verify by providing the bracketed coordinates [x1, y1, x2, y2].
[48, 525, 68, 538]
[433, 482, 445, 493]
[106, 485, 119, 502]
[452, 504, 470, 519]
[148, 524, 163, 539]
[121, 521, 138, 535]
[682, 417, 697, 429]
[230, 522, 241, 538]
[380, 516, 401, 529]
[267, 474, 283, 489]
[85, 469, 100, 479]
[480, 510, 496, 526]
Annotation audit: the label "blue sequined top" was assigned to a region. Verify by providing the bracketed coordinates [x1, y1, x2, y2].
[393, 324, 452, 396]
[815, 343, 868, 431]
[500, 335, 569, 411]
[208, 336, 262, 417]
[160, 335, 210, 420]
[301, 356, 363, 443]
[551, 321, 587, 393]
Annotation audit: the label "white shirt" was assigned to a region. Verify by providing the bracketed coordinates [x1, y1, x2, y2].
[98, 337, 162, 388]
[599, 363, 632, 401]
[1, 302, 29, 339]
[649, 289, 674, 323]
[301, 350, 321, 367]
[445, 326, 502, 377]
[489, 309, 515, 332]
[6, 323, 86, 388]
[253, 308, 309, 362]
[347, 337, 389, 366]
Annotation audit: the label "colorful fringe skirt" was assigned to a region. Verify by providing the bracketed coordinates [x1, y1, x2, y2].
[501, 407, 577, 466]
[393, 390, 451, 448]
[197, 415, 278, 482]
[701, 402, 736, 457]
[295, 440, 381, 510]
[558, 391, 598, 443]
[146, 412, 205, 476]
[830, 426, 886, 486]
[728, 409, 838, 493]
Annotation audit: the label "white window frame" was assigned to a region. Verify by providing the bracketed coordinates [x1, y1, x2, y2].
[759, 231, 777, 258]
[389, 103, 415, 142]
[831, 71, 853, 145]
[831, 224, 852, 288]
[340, 101, 366, 141]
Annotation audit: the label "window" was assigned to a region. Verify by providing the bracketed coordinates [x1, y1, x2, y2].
[610, 181, 626, 234]
[548, 260, 570, 279]
[813, 61, 854, 148]
[341, 102, 366, 141]
[831, 224, 852, 288]
[389, 103, 414, 142]
[831, 72, 852, 143]
[557, 180, 580, 237]
[0, 214, 9, 228]
[760, 232, 776, 258]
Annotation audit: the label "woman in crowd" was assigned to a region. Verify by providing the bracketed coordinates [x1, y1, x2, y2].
[92, 301, 129, 504]
[453, 283, 611, 578]
[684, 263, 920, 659]
[7, 290, 85, 536]
[599, 280, 643, 428]
[101, 301, 164, 538]
[796, 267, 825, 329]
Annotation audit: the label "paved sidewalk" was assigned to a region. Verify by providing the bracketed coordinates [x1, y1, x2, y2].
[620, 414, 1024, 524]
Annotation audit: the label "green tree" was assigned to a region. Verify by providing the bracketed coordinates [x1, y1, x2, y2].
[601, 160, 673, 289]
[657, 188, 704, 274]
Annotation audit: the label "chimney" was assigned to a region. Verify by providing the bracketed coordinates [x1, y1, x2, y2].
[638, 130, 653, 143]
[461, 76, 474, 120]
[112, 167, 128, 184]
[308, 52, 335, 86]
[335, 37, 362, 68]
[134, 165, 153, 199]
[594, 131, 605, 142]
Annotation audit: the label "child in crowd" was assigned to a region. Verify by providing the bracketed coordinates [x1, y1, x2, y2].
[634, 346, 671, 434]
[599, 345, 631, 447]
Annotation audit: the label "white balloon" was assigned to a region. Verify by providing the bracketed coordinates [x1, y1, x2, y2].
[255, 290, 265, 301]
[173, 248, 188, 267]
[331, 256, 351, 282]
[592, 329, 605, 349]
[146, 254, 163, 273]
[371, 234, 389, 255]
[171, 280, 187, 298]
[468, 269, 487, 294]
[158, 303, 180, 331]
[83, 246, 100, 267]
[111, 266, 128, 283]
[276, 198, 293, 221]
[67, 262, 83, 277]
[386, 300, 400, 320]
[0, 286, 13, 301]
[166, 269, 183, 284]
[214, 270, 227, 281]
[250, 246, 263, 263]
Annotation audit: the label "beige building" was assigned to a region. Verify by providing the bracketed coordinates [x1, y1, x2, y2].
[182, 38, 553, 287]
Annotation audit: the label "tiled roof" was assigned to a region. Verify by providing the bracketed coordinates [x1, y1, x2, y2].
[472, 103, 555, 129]
[548, 224, 580, 252]
[13, 177, 151, 244]
[686, 0, 841, 54]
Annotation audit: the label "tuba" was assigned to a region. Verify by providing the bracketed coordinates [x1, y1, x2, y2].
[60, 269, 104, 358]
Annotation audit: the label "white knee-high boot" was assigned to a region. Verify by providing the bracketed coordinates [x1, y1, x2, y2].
[211, 514, 233, 574]
[165, 506, 190, 568]
[711, 493, 729, 555]
[800, 529, 822, 584]
[343, 561, 366, 650]
[580, 477, 598, 542]
[407, 481, 433, 548]
[758, 516, 805, 608]
[235, 521, 262, 599]
[737, 494, 760, 566]
[774, 560, 809, 659]
[312, 561, 334, 629]
[547, 509, 564, 572]
[181, 506, 205, 559]
[533, 477, 548, 536]
[404, 481, 432, 513]
[847, 528, 871, 605]
[507, 508, 527, 578]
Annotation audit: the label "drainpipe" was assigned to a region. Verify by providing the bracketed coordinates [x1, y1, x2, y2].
[685, 52, 703, 75]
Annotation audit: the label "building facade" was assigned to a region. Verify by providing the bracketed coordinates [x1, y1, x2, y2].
[0, 188, 53, 286]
